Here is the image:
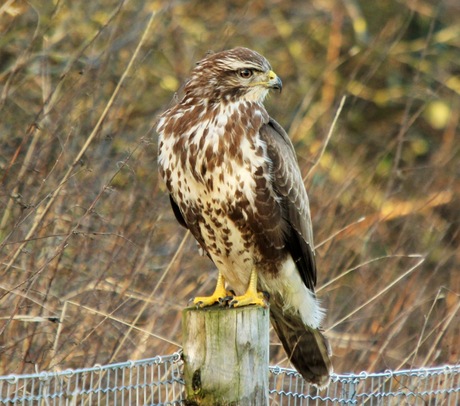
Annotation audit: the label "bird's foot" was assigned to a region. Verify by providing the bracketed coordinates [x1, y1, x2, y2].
[229, 268, 268, 308]
[192, 272, 233, 308]
[230, 290, 268, 308]
[192, 289, 234, 308]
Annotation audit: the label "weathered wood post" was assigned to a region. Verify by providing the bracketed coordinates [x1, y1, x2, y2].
[182, 306, 270, 406]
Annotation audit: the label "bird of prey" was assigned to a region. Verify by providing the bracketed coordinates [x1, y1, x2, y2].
[157, 47, 332, 386]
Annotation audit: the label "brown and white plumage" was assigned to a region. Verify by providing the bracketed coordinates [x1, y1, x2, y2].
[157, 47, 332, 386]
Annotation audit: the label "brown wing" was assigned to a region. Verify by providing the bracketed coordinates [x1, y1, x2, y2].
[169, 195, 188, 229]
[169, 194, 211, 259]
[259, 118, 317, 291]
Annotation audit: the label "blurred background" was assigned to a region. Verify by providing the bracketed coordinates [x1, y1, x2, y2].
[0, 0, 458, 376]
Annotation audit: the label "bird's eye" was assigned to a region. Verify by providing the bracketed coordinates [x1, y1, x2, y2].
[238, 68, 253, 79]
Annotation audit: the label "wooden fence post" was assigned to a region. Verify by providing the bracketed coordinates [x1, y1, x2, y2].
[182, 306, 270, 406]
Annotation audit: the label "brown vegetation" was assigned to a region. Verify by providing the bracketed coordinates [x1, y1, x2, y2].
[1, 0, 458, 376]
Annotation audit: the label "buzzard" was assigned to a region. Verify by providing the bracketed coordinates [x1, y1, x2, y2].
[157, 47, 332, 386]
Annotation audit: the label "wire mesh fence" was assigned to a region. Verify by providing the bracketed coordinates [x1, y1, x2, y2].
[269, 364, 460, 405]
[1, 352, 458, 405]
[0, 353, 184, 406]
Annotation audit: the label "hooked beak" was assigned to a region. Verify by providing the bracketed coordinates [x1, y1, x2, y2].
[267, 70, 282, 92]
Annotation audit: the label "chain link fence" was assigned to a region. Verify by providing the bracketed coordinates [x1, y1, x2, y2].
[1, 352, 458, 405]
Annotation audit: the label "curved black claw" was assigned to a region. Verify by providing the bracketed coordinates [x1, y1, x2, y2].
[218, 295, 233, 306]
[262, 290, 270, 301]
[188, 297, 204, 309]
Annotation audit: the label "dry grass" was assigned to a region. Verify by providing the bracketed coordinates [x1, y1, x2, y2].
[1, 0, 458, 376]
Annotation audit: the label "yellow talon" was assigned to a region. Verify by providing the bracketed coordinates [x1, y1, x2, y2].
[193, 272, 233, 307]
[230, 268, 268, 308]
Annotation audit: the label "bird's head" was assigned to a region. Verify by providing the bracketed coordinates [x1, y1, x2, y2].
[184, 47, 282, 103]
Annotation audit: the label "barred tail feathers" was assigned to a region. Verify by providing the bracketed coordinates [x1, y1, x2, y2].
[270, 303, 332, 388]
[262, 257, 332, 387]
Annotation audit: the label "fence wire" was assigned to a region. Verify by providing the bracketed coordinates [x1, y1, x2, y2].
[0, 353, 184, 406]
[269, 364, 459, 405]
[1, 352, 458, 405]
